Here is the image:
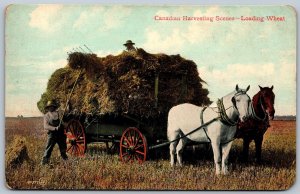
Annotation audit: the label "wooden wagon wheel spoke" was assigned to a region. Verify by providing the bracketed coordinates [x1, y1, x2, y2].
[121, 152, 129, 158]
[134, 154, 143, 163]
[125, 154, 133, 163]
[131, 130, 137, 146]
[74, 145, 80, 156]
[120, 127, 147, 164]
[134, 131, 140, 147]
[137, 154, 145, 163]
[123, 155, 130, 163]
[126, 132, 134, 146]
[79, 147, 85, 156]
[121, 144, 130, 149]
[66, 133, 73, 139]
[77, 144, 85, 154]
[70, 146, 75, 155]
[67, 145, 73, 152]
[71, 123, 78, 136]
[76, 145, 83, 156]
[75, 124, 82, 137]
[127, 130, 133, 145]
[134, 135, 142, 148]
[76, 133, 82, 141]
[130, 129, 137, 145]
[135, 150, 146, 156]
[75, 146, 81, 156]
[134, 143, 144, 150]
[69, 122, 74, 132]
[71, 122, 77, 134]
[76, 139, 85, 143]
[72, 146, 78, 156]
[124, 136, 131, 146]
[68, 146, 72, 154]
[76, 132, 84, 140]
[68, 125, 74, 136]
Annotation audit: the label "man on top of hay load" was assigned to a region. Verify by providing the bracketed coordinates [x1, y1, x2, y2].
[123, 40, 137, 53]
[41, 100, 68, 165]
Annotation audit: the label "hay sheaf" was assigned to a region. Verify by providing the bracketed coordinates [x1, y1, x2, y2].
[6, 136, 30, 168]
[37, 49, 211, 120]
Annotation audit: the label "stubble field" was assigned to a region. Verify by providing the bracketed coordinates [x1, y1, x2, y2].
[5, 117, 296, 190]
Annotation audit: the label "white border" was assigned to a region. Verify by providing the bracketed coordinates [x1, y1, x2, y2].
[1, 0, 298, 193]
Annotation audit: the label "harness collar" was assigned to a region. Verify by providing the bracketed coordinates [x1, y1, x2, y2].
[217, 98, 238, 126]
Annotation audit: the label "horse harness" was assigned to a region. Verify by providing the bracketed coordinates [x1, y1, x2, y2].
[216, 98, 238, 126]
[149, 91, 247, 150]
[205, 90, 249, 127]
[199, 90, 250, 144]
[200, 107, 211, 142]
[249, 94, 267, 121]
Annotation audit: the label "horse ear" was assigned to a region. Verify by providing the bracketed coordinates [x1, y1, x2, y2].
[271, 85, 273, 90]
[236, 84, 239, 91]
[246, 85, 250, 92]
[259, 85, 263, 90]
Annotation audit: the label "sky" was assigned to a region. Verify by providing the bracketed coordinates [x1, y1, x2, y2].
[5, 5, 296, 117]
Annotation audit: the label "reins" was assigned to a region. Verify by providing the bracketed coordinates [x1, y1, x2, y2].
[148, 117, 219, 150]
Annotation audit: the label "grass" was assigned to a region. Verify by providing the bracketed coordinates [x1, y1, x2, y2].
[5, 118, 296, 190]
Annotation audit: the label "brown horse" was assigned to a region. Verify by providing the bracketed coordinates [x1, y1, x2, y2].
[235, 86, 275, 162]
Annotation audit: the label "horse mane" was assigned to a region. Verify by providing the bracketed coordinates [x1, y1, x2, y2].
[252, 91, 261, 106]
[251, 90, 266, 120]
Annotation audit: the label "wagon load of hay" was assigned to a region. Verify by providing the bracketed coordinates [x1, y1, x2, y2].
[37, 49, 210, 120]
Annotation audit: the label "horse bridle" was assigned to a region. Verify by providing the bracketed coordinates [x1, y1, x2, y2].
[217, 91, 250, 126]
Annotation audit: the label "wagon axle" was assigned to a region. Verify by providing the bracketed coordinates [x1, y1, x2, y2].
[126, 146, 136, 155]
[69, 139, 77, 146]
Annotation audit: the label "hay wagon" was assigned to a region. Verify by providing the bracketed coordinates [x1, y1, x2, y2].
[38, 49, 210, 163]
[63, 72, 189, 163]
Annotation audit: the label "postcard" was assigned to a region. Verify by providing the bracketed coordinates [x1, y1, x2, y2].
[5, 5, 296, 190]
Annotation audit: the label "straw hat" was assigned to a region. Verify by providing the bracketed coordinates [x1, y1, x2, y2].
[123, 40, 135, 46]
[45, 100, 59, 109]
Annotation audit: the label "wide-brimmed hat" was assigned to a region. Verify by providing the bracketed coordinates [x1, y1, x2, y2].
[45, 100, 59, 109]
[123, 40, 135, 46]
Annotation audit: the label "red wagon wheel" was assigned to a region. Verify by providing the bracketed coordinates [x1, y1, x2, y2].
[120, 127, 147, 164]
[65, 119, 86, 157]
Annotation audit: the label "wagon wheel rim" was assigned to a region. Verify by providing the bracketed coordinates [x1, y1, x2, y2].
[65, 119, 86, 157]
[120, 127, 147, 164]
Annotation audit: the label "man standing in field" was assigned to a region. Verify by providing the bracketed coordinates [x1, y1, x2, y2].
[41, 100, 68, 165]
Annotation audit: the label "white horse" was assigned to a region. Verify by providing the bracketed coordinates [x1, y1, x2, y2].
[167, 85, 251, 175]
